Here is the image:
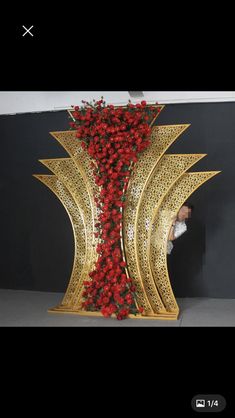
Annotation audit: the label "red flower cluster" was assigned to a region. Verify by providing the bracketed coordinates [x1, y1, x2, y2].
[69, 98, 160, 319]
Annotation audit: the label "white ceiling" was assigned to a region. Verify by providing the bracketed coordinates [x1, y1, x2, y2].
[0, 91, 235, 115]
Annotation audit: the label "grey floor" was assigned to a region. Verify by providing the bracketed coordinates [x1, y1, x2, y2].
[1, 289, 235, 326]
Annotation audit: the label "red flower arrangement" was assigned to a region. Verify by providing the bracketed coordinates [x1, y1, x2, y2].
[69, 98, 160, 319]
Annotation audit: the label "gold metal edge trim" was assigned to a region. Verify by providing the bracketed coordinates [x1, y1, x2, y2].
[47, 307, 179, 320]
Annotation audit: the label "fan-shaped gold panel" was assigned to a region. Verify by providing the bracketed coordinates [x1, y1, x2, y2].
[32, 174, 89, 308]
[149, 171, 220, 314]
[135, 154, 207, 314]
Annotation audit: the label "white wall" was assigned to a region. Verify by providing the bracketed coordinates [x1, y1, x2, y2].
[0, 91, 235, 115]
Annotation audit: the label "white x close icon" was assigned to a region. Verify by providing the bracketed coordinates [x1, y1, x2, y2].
[22, 25, 34, 37]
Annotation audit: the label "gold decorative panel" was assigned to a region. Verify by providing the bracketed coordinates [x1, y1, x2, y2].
[33, 117, 221, 320]
[32, 175, 88, 307]
[133, 154, 207, 315]
[149, 171, 220, 314]
[33, 131, 101, 312]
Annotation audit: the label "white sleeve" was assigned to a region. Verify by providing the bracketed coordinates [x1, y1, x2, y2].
[167, 240, 174, 254]
[173, 221, 187, 239]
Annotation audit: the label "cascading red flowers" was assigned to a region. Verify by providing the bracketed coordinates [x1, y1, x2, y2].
[69, 98, 160, 319]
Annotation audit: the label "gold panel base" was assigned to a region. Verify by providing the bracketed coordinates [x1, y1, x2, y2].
[48, 306, 179, 320]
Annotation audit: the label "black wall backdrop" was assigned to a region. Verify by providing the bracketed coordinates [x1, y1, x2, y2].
[0, 103, 234, 297]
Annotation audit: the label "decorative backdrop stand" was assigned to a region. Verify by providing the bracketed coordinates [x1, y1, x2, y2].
[33, 106, 221, 320]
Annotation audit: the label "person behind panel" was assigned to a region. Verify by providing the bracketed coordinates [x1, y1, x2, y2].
[167, 201, 194, 255]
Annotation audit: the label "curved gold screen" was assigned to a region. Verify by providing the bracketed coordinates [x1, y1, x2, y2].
[33, 114, 221, 320]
